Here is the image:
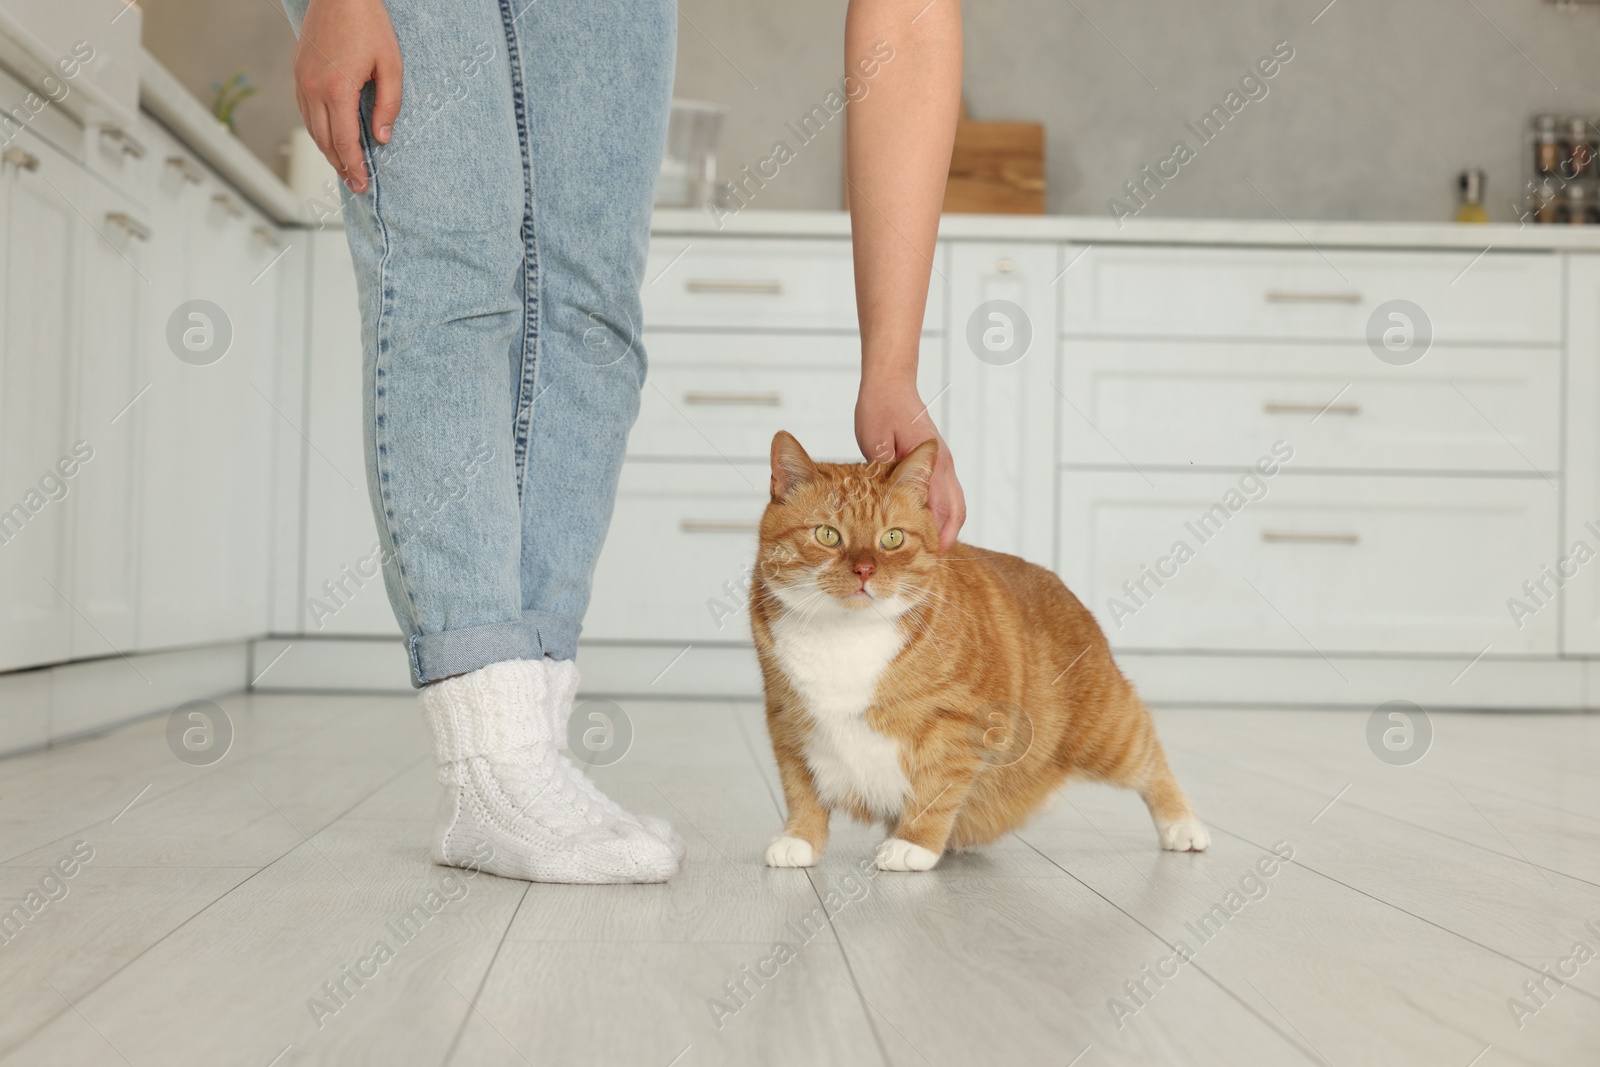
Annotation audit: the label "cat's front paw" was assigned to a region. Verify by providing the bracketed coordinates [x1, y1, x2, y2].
[874, 838, 941, 871]
[765, 834, 818, 867]
[1159, 818, 1211, 852]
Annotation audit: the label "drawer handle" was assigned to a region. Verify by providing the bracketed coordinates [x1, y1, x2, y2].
[105, 212, 152, 241]
[1264, 290, 1362, 305]
[1263, 401, 1361, 416]
[684, 391, 781, 406]
[211, 193, 244, 218]
[1262, 530, 1360, 545]
[166, 155, 205, 184]
[98, 124, 147, 159]
[686, 280, 783, 295]
[680, 520, 760, 534]
[2, 147, 40, 172]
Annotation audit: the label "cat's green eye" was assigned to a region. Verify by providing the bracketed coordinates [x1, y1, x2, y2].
[814, 525, 841, 547]
[880, 528, 905, 550]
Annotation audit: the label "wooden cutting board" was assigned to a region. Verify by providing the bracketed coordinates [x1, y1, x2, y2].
[943, 116, 1046, 214]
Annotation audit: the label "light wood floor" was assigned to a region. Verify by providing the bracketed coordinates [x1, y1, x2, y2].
[0, 693, 1596, 1066]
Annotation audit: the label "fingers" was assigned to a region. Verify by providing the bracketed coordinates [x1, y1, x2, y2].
[934, 461, 966, 554]
[371, 50, 402, 144]
[325, 88, 369, 192]
[304, 94, 337, 180]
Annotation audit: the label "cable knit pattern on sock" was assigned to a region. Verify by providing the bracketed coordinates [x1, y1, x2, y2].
[544, 659, 686, 861]
[419, 659, 678, 884]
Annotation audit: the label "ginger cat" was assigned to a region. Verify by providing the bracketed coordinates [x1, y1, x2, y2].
[751, 431, 1209, 872]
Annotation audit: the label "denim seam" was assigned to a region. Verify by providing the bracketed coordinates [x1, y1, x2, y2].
[496, 0, 541, 500]
[361, 107, 422, 635]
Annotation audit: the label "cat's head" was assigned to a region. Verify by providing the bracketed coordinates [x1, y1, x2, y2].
[755, 431, 941, 618]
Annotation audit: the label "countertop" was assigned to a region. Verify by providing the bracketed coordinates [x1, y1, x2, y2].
[653, 207, 1600, 252]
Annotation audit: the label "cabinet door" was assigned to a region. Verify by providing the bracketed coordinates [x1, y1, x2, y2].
[942, 243, 1057, 565]
[136, 131, 208, 649]
[68, 175, 151, 656]
[1563, 255, 1600, 653]
[0, 134, 80, 671]
[136, 137, 274, 647]
[301, 230, 394, 636]
[217, 203, 282, 641]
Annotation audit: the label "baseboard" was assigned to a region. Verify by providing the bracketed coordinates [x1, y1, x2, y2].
[246, 636, 765, 698]
[1119, 650, 1596, 711]
[0, 642, 251, 757]
[245, 635, 1600, 711]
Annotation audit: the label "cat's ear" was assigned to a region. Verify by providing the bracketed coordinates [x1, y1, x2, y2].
[770, 431, 816, 501]
[890, 438, 940, 504]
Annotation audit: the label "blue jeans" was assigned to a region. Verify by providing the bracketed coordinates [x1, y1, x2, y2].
[283, 0, 676, 686]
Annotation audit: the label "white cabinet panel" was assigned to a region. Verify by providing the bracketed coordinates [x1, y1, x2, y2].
[942, 243, 1056, 564]
[1061, 246, 1561, 345]
[586, 462, 767, 644]
[300, 231, 395, 636]
[0, 132, 80, 671]
[135, 127, 278, 649]
[1058, 340, 1560, 473]
[67, 173, 150, 656]
[1563, 254, 1600, 655]
[635, 333, 941, 464]
[1059, 470, 1558, 656]
[643, 237, 943, 333]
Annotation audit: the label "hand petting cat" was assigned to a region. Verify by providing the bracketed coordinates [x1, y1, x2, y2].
[853, 380, 965, 554]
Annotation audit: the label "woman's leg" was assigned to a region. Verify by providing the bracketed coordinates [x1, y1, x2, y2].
[505, 0, 684, 854]
[282, 0, 678, 881]
[509, 0, 677, 649]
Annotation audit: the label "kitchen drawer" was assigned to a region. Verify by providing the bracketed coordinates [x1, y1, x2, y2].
[586, 462, 769, 643]
[643, 237, 943, 333]
[1058, 340, 1559, 473]
[1057, 471, 1557, 656]
[1060, 246, 1560, 344]
[634, 334, 943, 462]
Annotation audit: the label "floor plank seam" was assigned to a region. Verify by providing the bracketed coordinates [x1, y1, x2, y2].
[1167, 742, 1600, 891]
[1013, 834, 1325, 1066]
[1204, 822, 1600, 1007]
[0, 754, 426, 1061]
[440, 881, 533, 1067]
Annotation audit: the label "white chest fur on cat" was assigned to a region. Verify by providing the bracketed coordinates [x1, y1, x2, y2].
[768, 591, 912, 820]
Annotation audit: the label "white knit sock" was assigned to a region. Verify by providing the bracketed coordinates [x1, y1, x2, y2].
[544, 659, 686, 861]
[419, 659, 678, 884]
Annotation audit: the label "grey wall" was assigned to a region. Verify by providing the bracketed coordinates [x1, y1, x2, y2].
[143, 0, 1600, 223]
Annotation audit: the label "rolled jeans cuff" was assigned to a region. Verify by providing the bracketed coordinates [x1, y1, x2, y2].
[407, 610, 581, 687]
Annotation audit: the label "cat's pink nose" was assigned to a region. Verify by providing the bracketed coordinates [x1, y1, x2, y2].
[854, 562, 875, 582]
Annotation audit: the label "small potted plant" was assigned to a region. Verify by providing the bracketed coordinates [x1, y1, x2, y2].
[211, 70, 256, 134]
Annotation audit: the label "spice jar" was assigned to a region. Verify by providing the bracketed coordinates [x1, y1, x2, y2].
[1534, 180, 1560, 223]
[1536, 115, 1562, 175]
[1568, 117, 1596, 179]
[1563, 182, 1589, 224]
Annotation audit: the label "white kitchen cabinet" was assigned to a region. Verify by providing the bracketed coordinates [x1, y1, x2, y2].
[299, 230, 394, 637]
[1057, 339, 1561, 474]
[642, 237, 942, 333]
[1058, 470, 1559, 657]
[66, 167, 150, 657]
[1061, 246, 1562, 345]
[636, 333, 942, 464]
[0, 131, 81, 672]
[1563, 255, 1600, 654]
[134, 124, 278, 649]
[943, 242, 1057, 564]
[585, 462, 768, 643]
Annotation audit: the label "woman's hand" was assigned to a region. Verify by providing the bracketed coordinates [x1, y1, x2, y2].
[856, 377, 966, 553]
[292, 0, 402, 194]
